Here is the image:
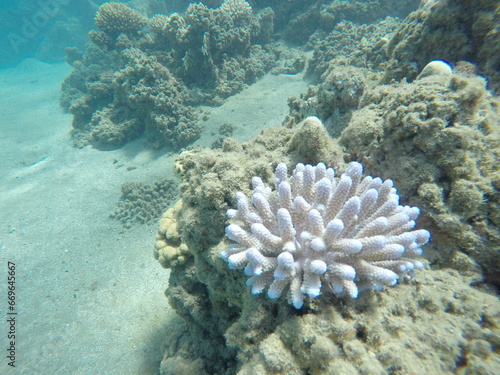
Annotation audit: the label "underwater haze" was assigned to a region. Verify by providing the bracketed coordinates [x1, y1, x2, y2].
[1, 1, 499, 374]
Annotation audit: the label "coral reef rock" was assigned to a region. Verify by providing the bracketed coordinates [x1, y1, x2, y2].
[386, 0, 500, 91]
[288, 66, 368, 137]
[155, 122, 500, 375]
[61, 1, 281, 150]
[341, 66, 500, 285]
[149, 1, 276, 97]
[223, 157, 430, 309]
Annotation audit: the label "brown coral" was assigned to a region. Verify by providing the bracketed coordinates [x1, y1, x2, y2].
[95, 2, 146, 37]
[154, 199, 191, 268]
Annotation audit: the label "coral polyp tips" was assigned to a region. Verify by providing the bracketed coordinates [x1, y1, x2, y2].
[223, 161, 430, 309]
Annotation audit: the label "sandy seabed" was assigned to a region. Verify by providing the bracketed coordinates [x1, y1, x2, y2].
[0, 58, 308, 374]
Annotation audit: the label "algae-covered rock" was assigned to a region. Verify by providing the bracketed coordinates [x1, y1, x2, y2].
[288, 66, 369, 137]
[386, 0, 500, 92]
[288, 116, 344, 165]
[306, 16, 402, 80]
[282, 0, 418, 47]
[340, 69, 500, 285]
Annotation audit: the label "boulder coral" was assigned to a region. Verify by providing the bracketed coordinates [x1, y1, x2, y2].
[154, 199, 191, 269]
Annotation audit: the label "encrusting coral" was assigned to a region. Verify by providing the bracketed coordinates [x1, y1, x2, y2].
[223, 157, 430, 309]
[110, 178, 177, 229]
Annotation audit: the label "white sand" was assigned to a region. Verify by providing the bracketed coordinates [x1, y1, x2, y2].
[0, 59, 309, 374]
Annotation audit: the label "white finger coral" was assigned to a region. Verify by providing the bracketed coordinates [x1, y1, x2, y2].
[222, 159, 430, 309]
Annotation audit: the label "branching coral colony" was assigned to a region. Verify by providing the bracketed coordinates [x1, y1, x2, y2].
[223, 156, 430, 309]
